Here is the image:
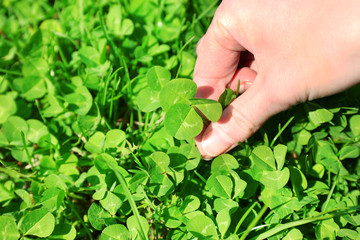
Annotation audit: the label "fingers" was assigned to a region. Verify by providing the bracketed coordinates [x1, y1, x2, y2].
[226, 67, 257, 94]
[194, 3, 247, 100]
[194, 1, 264, 158]
[197, 76, 285, 159]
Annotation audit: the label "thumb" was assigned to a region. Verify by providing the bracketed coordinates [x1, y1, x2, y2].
[198, 76, 286, 159]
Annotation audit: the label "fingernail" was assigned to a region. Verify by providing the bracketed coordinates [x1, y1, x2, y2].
[203, 155, 213, 161]
[225, 143, 238, 153]
[201, 129, 235, 157]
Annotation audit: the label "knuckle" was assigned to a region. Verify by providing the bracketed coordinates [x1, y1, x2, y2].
[195, 37, 204, 55]
[230, 107, 257, 140]
[217, 106, 257, 143]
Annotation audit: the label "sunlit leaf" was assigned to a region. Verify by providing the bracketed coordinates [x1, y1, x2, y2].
[187, 215, 219, 240]
[206, 174, 233, 199]
[190, 98, 222, 122]
[100, 224, 129, 240]
[211, 154, 239, 172]
[146, 66, 171, 91]
[165, 103, 203, 140]
[20, 208, 55, 237]
[160, 78, 197, 111]
[0, 215, 20, 240]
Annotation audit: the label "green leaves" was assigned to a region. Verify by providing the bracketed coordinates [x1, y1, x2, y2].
[159, 78, 197, 111]
[27, 119, 47, 142]
[137, 66, 223, 140]
[216, 209, 231, 238]
[20, 208, 55, 237]
[260, 168, 290, 190]
[349, 115, 360, 136]
[101, 224, 129, 240]
[187, 215, 219, 240]
[190, 98, 222, 122]
[161, 80, 221, 139]
[148, 152, 175, 197]
[85, 129, 126, 154]
[13, 76, 47, 101]
[273, 144, 287, 170]
[0, 216, 20, 240]
[165, 103, 203, 140]
[338, 145, 360, 160]
[88, 203, 116, 230]
[211, 154, 239, 172]
[250, 145, 290, 190]
[206, 154, 247, 200]
[0, 94, 16, 123]
[41, 188, 66, 212]
[136, 88, 160, 112]
[251, 145, 276, 172]
[307, 102, 334, 125]
[14, 57, 48, 101]
[315, 219, 340, 240]
[163, 206, 182, 228]
[207, 174, 233, 199]
[179, 195, 201, 214]
[50, 222, 76, 240]
[106, 4, 134, 37]
[2, 116, 28, 146]
[127, 215, 149, 240]
[64, 85, 93, 115]
[100, 191, 123, 215]
[85, 132, 105, 153]
[283, 228, 303, 240]
[147, 66, 171, 91]
[218, 88, 236, 109]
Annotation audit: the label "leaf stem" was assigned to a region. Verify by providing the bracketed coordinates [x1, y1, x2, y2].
[323, 169, 339, 211]
[192, 0, 219, 26]
[253, 205, 360, 240]
[270, 116, 295, 147]
[234, 201, 259, 234]
[108, 161, 148, 240]
[126, 141, 145, 169]
[20, 132, 33, 170]
[35, 100, 47, 124]
[239, 204, 268, 240]
[139, 185, 157, 213]
[0, 68, 23, 76]
[65, 195, 93, 240]
[194, 170, 207, 183]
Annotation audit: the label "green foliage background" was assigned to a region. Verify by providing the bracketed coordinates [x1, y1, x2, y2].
[0, 0, 359, 239]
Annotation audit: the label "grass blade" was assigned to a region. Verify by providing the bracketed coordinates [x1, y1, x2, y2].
[253, 206, 360, 240]
[106, 161, 148, 240]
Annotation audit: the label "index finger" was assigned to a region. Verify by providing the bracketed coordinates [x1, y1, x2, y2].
[194, 3, 247, 100]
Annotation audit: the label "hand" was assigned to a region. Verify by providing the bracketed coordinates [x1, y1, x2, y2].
[194, 0, 360, 159]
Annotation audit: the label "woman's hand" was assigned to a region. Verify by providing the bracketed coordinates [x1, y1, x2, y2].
[194, 0, 360, 159]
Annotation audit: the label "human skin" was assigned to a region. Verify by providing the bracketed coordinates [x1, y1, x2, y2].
[194, 0, 360, 159]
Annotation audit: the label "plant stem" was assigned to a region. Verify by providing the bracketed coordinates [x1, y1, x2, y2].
[239, 204, 268, 240]
[109, 161, 148, 240]
[194, 170, 207, 183]
[235, 201, 259, 234]
[20, 132, 33, 170]
[191, 0, 219, 26]
[270, 116, 295, 147]
[323, 169, 339, 211]
[65, 195, 93, 240]
[253, 206, 360, 240]
[0, 68, 23, 76]
[127, 141, 145, 169]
